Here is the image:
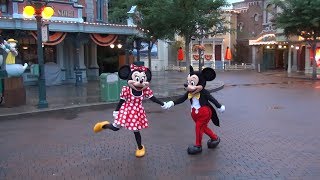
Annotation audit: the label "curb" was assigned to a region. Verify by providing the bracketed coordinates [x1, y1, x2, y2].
[0, 83, 224, 120]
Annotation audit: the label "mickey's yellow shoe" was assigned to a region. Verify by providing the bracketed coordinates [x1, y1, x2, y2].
[135, 145, 146, 157]
[93, 121, 110, 133]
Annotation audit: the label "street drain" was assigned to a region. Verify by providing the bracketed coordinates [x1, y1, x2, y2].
[270, 105, 284, 110]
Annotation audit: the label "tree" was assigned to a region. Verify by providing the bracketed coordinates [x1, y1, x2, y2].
[133, 0, 175, 69]
[108, 0, 134, 24]
[167, 0, 229, 72]
[273, 0, 320, 79]
[108, 0, 175, 69]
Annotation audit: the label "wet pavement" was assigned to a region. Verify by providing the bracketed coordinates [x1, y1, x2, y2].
[0, 70, 224, 118]
[0, 70, 320, 179]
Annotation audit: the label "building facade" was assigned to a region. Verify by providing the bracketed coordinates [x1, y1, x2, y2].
[0, 0, 138, 85]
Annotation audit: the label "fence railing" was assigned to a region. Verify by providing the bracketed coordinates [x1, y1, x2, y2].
[166, 63, 253, 71]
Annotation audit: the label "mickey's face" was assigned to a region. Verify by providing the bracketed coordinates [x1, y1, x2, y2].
[184, 66, 217, 94]
[184, 74, 203, 94]
[128, 70, 149, 91]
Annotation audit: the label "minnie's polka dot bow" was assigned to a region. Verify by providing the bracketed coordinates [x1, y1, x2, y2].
[130, 64, 148, 72]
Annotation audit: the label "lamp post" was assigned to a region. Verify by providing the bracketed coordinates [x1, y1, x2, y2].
[23, 0, 54, 109]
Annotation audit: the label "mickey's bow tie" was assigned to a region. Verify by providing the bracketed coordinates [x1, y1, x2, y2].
[188, 92, 200, 99]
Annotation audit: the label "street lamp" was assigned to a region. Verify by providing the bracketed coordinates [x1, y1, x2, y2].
[23, 1, 54, 109]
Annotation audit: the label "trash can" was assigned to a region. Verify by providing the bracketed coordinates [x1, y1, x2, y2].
[100, 73, 119, 102]
[133, 61, 144, 66]
[30, 64, 39, 76]
[114, 72, 127, 93]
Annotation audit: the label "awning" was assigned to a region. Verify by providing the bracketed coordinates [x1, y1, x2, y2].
[249, 33, 277, 45]
[30, 31, 67, 46]
[89, 34, 118, 46]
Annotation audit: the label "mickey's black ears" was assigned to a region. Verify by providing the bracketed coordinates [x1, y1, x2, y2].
[118, 65, 131, 80]
[189, 65, 194, 74]
[202, 67, 216, 81]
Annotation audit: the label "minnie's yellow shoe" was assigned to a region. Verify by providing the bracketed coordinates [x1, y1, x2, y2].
[135, 145, 146, 157]
[93, 121, 110, 133]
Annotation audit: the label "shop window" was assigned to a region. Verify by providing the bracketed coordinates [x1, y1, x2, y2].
[310, 47, 320, 67]
[19, 39, 56, 65]
[96, 0, 103, 21]
[0, 0, 8, 14]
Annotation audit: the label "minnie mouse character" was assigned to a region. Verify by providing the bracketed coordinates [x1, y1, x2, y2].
[163, 66, 225, 155]
[93, 64, 165, 157]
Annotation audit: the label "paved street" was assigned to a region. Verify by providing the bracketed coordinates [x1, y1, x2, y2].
[0, 71, 320, 179]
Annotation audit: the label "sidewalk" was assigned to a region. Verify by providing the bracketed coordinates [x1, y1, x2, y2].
[261, 70, 320, 80]
[0, 70, 224, 119]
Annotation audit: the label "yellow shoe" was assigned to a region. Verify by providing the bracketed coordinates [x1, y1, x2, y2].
[93, 121, 110, 133]
[135, 145, 146, 157]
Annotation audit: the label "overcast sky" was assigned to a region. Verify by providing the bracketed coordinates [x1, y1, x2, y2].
[228, 0, 243, 3]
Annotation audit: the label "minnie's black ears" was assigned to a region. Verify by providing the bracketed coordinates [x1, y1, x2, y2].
[202, 67, 216, 81]
[118, 65, 131, 80]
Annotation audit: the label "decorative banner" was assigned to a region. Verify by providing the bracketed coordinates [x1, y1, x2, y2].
[177, 48, 184, 61]
[89, 34, 118, 47]
[193, 54, 199, 60]
[30, 31, 67, 46]
[204, 54, 212, 61]
[224, 47, 232, 60]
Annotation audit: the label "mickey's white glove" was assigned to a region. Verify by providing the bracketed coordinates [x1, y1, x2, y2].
[113, 111, 119, 118]
[217, 105, 225, 113]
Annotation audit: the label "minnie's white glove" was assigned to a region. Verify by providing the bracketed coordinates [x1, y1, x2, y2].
[217, 105, 225, 113]
[113, 111, 119, 119]
[165, 101, 174, 109]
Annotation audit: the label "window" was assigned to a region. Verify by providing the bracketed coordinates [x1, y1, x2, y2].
[96, 0, 103, 21]
[238, 22, 244, 32]
[254, 14, 259, 22]
[266, 4, 274, 23]
[0, 0, 8, 14]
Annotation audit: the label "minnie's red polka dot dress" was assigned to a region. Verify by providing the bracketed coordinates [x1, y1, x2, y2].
[114, 86, 153, 131]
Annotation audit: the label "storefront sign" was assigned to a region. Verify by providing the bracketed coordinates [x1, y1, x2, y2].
[57, 9, 75, 18]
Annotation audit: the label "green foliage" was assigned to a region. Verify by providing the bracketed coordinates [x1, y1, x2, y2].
[273, 0, 320, 40]
[108, 0, 135, 24]
[168, 0, 230, 40]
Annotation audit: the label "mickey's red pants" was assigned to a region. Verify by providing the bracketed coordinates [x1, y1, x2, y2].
[191, 106, 218, 146]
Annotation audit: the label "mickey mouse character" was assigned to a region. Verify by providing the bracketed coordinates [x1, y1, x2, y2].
[93, 64, 165, 157]
[163, 66, 225, 155]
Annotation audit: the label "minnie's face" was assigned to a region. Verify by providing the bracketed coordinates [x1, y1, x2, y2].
[128, 71, 149, 91]
[185, 74, 203, 94]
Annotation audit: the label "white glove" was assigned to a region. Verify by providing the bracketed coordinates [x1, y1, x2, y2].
[161, 102, 167, 109]
[113, 111, 119, 118]
[165, 101, 174, 109]
[217, 105, 225, 113]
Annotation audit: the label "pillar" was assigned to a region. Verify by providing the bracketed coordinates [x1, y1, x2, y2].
[252, 46, 257, 70]
[292, 47, 298, 71]
[57, 41, 66, 81]
[87, 42, 99, 80]
[74, 42, 87, 84]
[287, 46, 292, 73]
[305, 46, 311, 74]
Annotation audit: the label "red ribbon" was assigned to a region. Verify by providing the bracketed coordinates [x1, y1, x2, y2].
[130, 64, 148, 72]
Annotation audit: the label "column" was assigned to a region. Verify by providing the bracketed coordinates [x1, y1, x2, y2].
[87, 42, 99, 80]
[287, 46, 292, 73]
[57, 41, 66, 81]
[305, 46, 311, 74]
[74, 42, 87, 84]
[292, 47, 298, 71]
[252, 46, 256, 70]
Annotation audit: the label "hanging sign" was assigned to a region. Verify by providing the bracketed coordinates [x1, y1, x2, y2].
[41, 24, 49, 42]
